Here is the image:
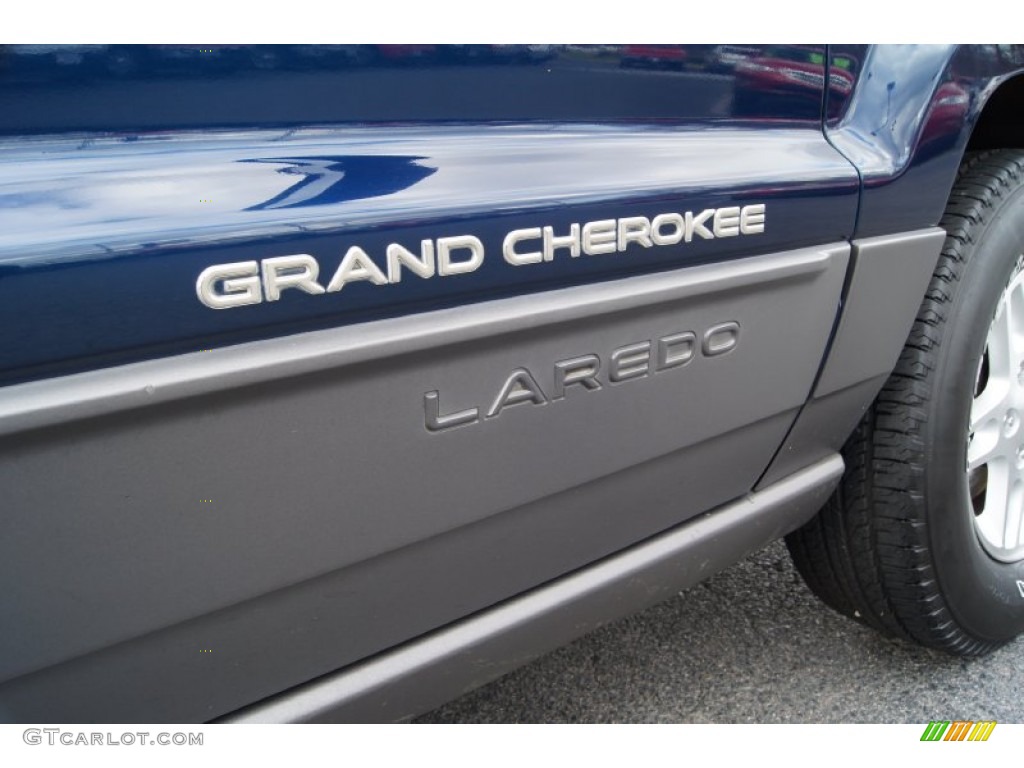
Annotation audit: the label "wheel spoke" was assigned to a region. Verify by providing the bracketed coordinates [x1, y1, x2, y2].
[1009, 275, 1024, 366]
[1006, 480, 1024, 551]
[976, 458, 1011, 549]
[987, 297, 1012, 384]
[971, 335, 1012, 433]
[968, 427, 1004, 471]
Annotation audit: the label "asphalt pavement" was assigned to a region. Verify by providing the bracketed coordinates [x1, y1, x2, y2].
[417, 539, 1024, 723]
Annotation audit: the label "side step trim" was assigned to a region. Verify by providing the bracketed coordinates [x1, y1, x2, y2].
[222, 454, 844, 723]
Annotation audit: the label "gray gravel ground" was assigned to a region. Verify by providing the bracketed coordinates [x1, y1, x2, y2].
[417, 539, 1024, 723]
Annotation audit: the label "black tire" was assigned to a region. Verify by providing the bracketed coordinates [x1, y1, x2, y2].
[786, 149, 1024, 656]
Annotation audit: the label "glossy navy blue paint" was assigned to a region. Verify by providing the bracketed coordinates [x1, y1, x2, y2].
[0, 124, 857, 383]
[0, 44, 859, 383]
[2, 44, 1021, 384]
[826, 44, 1024, 237]
[0, 45, 816, 134]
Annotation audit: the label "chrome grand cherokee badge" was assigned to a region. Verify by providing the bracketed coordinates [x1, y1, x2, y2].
[195, 205, 766, 309]
[424, 322, 740, 432]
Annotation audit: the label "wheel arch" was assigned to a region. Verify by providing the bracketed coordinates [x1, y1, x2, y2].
[825, 45, 1024, 238]
[967, 72, 1024, 152]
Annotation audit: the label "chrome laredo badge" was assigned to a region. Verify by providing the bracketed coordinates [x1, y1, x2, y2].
[424, 322, 740, 432]
[195, 205, 766, 309]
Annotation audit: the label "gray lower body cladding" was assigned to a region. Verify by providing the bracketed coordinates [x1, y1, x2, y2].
[0, 232, 941, 722]
[758, 228, 946, 487]
[223, 454, 844, 723]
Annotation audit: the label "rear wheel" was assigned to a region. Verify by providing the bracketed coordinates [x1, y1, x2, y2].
[786, 149, 1024, 655]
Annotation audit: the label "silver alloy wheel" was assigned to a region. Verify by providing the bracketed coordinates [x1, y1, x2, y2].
[968, 260, 1024, 563]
